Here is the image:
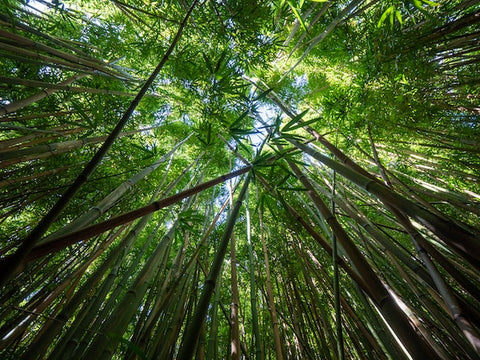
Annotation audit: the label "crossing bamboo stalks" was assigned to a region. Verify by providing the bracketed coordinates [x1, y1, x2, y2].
[290, 162, 437, 358]
[36, 135, 191, 245]
[1, 225, 125, 353]
[177, 175, 251, 360]
[288, 139, 480, 270]
[0, 126, 159, 168]
[0, 30, 128, 78]
[0, 76, 148, 97]
[0, 0, 199, 287]
[23, 165, 251, 261]
[0, 73, 86, 116]
[0, 15, 103, 61]
[0, 125, 85, 153]
[80, 225, 177, 359]
[257, 169, 437, 359]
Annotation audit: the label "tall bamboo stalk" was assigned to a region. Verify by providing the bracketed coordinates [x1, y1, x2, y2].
[177, 175, 251, 360]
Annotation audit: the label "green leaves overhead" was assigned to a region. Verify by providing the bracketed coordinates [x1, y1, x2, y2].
[1, 1, 480, 359]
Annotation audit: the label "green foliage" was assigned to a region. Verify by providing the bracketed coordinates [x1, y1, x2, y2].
[1, 0, 480, 359]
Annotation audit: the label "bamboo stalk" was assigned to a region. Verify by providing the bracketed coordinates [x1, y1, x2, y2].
[24, 165, 251, 261]
[0, 73, 86, 116]
[177, 175, 250, 360]
[288, 139, 480, 269]
[0, 76, 150, 97]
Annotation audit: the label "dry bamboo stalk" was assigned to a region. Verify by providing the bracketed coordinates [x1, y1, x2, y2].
[0, 73, 86, 116]
[0, 76, 149, 97]
[0, 29, 127, 78]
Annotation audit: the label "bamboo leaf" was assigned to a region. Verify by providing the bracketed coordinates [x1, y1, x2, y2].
[254, 88, 273, 102]
[377, 6, 393, 28]
[421, 0, 440, 7]
[287, 0, 308, 33]
[202, 52, 214, 74]
[281, 109, 309, 132]
[105, 333, 148, 360]
[283, 116, 320, 132]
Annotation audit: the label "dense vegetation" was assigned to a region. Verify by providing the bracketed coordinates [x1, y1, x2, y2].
[0, 0, 479, 359]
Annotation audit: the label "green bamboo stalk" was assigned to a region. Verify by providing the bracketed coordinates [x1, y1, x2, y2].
[0, 126, 159, 167]
[177, 175, 250, 360]
[280, 0, 363, 81]
[0, 15, 105, 62]
[0, 76, 148, 97]
[80, 224, 176, 359]
[0, 30, 128, 78]
[246, 191, 263, 360]
[0, 73, 86, 116]
[259, 169, 436, 359]
[18, 225, 128, 360]
[330, 155, 345, 360]
[0, 126, 84, 153]
[228, 174, 241, 360]
[24, 165, 250, 262]
[257, 204, 285, 360]
[300, 245, 388, 359]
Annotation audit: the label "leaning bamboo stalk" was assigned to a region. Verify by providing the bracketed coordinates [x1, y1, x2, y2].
[24, 165, 251, 261]
[0, 227, 120, 351]
[299, 245, 388, 359]
[0, 110, 84, 123]
[0, 41, 91, 70]
[152, 271, 193, 359]
[293, 243, 343, 359]
[0, 163, 76, 189]
[288, 139, 480, 269]
[55, 173, 198, 358]
[0, 73, 86, 116]
[227, 164, 241, 360]
[257, 206, 285, 360]
[0, 126, 84, 153]
[0, 0, 199, 287]
[81, 225, 177, 359]
[367, 133, 480, 354]
[0, 15, 102, 61]
[36, 135, 191, 245]
[0, 126, 159, 168]
[53, 223, 163, 360]
[259, 170, 436, 359]
[246, 192, 264, 360]
[177, 175, 251, 360]
[0, 30, 127, 78]
[0, 76, 151, 97]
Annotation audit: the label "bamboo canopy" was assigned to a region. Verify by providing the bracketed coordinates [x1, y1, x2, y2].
[1, 0, 479, 359]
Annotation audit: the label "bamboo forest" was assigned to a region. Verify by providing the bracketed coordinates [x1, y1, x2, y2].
[1, 0, 480, 359]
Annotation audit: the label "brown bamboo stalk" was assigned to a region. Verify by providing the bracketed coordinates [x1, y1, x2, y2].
[24, 165, 251, 261]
